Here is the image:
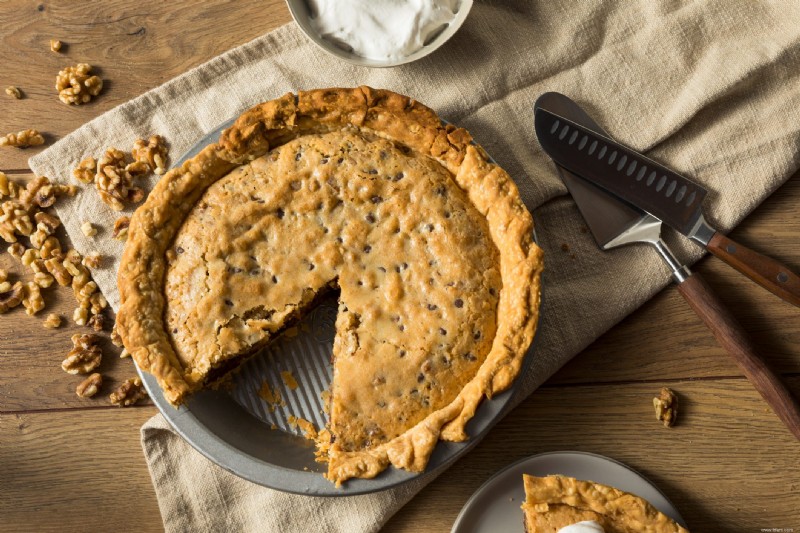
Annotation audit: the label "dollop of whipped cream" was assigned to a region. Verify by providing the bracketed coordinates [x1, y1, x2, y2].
[557, 521, 606, 533]
[307, 0, 460, 60]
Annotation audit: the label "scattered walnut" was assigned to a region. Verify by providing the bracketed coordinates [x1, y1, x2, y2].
[113, 216, 130, 240]
[21, 281, 45, 315]
[62, 333, 102, 374]
[0, 281, 10, 293]
[33, 271, 55, 289]
[0, 268, 6, 283]
[653, 387, 678, 428]
[0, 281, 24, 313]
[72, 305, 89, 326]
[95, 149, 144, 211]
[110, 377, 147, 407]
[56, 63, 103, 105]
[5, 86, 22, 99]
[19, 176, 76, 210]
[43, 313, 62, 329]
[81, 221, 97, 237]
[34, 211, 61, 234]
[0, 200, 34, 242]
[132, 135, 169, 175]
[88, 291, 107, 315]
[50, 39, 62, 53]
[76, 373, 102, 398]
[82, 251, 102, 269]
[8, 243, 25, 260]
[20, 247, 39, 266]
[0, 172, 9, 197]
[0, 129, 45, 148]
[44, 257, 72, 286]
[87, 312, 104, 332]
[40, 236, 62, 260]
[72, 157, 97, 184]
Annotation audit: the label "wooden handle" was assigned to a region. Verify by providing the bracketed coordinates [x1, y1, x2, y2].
[677, 273, 800, 441]
[707, 232, 800, 307]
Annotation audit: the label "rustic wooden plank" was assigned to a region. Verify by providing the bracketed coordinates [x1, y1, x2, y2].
[383, 376, 800, 533]
[2, 379, 797, 532]
[0, 0, 292, 170]
[0, 406, 162, 533]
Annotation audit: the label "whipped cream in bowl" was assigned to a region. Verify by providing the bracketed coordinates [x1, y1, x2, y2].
[286, 0, 474, 67]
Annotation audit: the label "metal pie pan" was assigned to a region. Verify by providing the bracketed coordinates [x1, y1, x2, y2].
[135, 117, 539, 496]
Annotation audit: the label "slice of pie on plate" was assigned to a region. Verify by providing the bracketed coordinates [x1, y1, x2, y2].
[522, 474, 689, 532]
[116, 87, 543, 485]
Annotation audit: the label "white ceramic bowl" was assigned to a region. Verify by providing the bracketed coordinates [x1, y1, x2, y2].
[285, 0, 474, 68]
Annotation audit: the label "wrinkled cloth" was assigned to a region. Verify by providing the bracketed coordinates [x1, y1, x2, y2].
[29, 1, 800, 531]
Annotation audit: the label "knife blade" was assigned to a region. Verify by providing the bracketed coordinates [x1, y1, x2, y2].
[534, 105, 800, 307]
[533, 92, 800, 441]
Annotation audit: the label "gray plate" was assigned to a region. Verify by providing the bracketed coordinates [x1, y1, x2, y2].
[135, 118, 539, 496]
[451, 451, 687, 532]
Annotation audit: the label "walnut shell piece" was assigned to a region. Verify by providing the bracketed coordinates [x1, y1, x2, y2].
[61, 333, 103, 374]
[653, 387, 678, 428]
[110, 377, 147, 407]
[76, 373, 102, 398]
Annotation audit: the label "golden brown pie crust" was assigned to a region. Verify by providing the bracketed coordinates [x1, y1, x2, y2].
[116, 87, 544, 484]
[521, 475, 689, 532]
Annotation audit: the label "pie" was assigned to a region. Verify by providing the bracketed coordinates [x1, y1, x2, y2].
[522, 475, 689, 532]
[116, 87, 543, 484]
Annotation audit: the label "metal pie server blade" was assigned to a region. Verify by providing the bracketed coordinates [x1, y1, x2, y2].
[533, 92, 800, 441]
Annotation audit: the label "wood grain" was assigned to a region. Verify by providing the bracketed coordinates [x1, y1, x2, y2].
[0, 407, 161, 532]
[383, 377, 800, 533]
[677, 272, 800, 440]
[0, 0, 292, 170]
[0, 1, 799, 532]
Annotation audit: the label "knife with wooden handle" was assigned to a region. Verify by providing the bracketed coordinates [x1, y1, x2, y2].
[534, 106, 800, 307]
[534, 92, 800, 441]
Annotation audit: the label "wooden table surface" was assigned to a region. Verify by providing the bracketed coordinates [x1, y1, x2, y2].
[1, 2, 798, 532]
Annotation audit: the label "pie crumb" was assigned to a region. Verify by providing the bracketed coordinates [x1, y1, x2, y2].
[50, 39, 62, 52]
[257, 381, 285, 412]
[281, 370, 299, 390]
[653, 387, 678, 427]
[5, 86, 22, 99]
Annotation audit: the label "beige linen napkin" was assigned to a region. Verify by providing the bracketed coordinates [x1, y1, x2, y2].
[29, 1, 800, 531]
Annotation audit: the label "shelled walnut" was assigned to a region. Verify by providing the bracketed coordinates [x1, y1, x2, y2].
[133, 135, 169, 175]
[87, 312, 104, 332]
[5, 86, 22, 99]
[56, 63, 103, 105]
[43, 313, 62, 329]
[82, 251, 102, 269]
[21, 281, 45, 315]
[110, 377, 147, 407]
[113, 216, 130, 240]
[653, 387, 678, 428]
[0, 129, 45, 148]
[0, 172, 22, 200]
[76, 373, 102, 398]
[50, 39, 62, 53]
[95, 148, 146, 210]
[72, 157, 97, 184]
[81, 221, 97, 237]
[110, 321, 123, 347]
[0, 200, 34, 242]
[0, 281, 24, 313]
[61, 333, 102, 374]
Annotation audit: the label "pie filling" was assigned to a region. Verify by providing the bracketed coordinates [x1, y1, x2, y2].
[164, 128, 501, 455]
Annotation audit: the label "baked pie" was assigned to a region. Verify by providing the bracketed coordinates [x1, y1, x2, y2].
[522, 475, 689, 532]
[117, 87, 543, 484]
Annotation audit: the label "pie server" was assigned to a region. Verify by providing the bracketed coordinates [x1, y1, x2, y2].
[533, 98, 800, 308]
[533, 92, 800, 441]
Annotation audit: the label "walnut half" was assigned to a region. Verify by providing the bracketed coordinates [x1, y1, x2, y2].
[110, 377, 147, 407]
[0, 281, 24, 313]
[76, 373, 102, 398]
[653, 387, 678, 428]
[61, 333, 103, 374]
[0, 129, 45, 148]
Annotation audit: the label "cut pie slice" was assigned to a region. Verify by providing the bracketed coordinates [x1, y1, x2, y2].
[117, 87, 543, 484]
[521, 475, 689, 532]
